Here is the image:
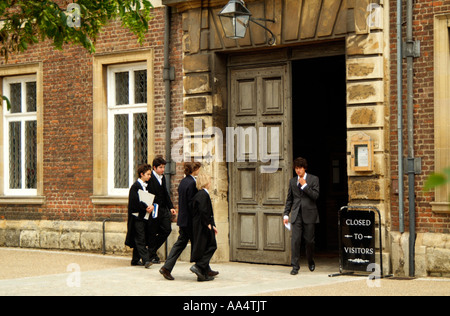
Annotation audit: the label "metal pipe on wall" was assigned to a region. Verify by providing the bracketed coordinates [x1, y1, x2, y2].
[397, 0, 405, 234]
[164, 5, 173, 260]
[164, 4, 172, 194]
[406, 0, 416, 277]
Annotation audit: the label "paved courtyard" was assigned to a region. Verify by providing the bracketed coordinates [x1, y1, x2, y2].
[0, 247, 448, 297]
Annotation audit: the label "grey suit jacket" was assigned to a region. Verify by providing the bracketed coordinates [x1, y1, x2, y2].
[283, 174, 320, 224]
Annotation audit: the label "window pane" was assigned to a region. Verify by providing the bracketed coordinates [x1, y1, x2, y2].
[115, 72, 129, 106]
[134, 70, 147, 104]
[133, 113, 148, 177]
[25, 121, 37, 189]
[10, 83, 21, 113]
[26, 82, 37, 112]
[114, 114, 129, 188]
[9, 122, 21, 189]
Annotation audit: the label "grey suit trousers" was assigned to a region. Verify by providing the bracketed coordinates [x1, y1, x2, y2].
[291, 214, 315, 270]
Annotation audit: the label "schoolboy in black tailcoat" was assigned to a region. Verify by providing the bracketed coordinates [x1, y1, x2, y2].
[125, 164, 154, 268]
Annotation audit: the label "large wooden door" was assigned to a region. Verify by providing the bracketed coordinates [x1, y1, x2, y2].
[229, 65, 292, 265]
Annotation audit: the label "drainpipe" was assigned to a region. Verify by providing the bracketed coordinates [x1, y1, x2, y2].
[406, 0, 416, 277]
[397, 0, 404, 234]
[164, 5, 175, 192]
[164, 5, 175, 258]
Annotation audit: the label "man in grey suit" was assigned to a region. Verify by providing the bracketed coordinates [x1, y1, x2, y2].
[283, 157, 320, 275]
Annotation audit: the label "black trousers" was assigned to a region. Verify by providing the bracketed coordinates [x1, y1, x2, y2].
[147, 207, 172, 259]
[163, 226, 192, 272]
[195, 230, 217, 274]
[291, 216, 315, 270]
[132, 219, 150, 264]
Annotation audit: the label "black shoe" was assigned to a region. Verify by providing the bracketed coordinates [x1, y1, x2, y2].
[309, 261, 315, 272]
[208, 270, 219, 277]
[150, 256, 161, 264]
[131, 261, 144, 266]
[200, 274, 214, 282]
[290, 268, 299, 275]
[144, 261, 153, 269]
[190, 265, 206, 281]
[160, 267, 175, 280]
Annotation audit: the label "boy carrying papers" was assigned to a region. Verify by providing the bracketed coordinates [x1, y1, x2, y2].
[125, 164, 154, 268]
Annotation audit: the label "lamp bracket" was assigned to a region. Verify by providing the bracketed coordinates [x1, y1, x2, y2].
[251, 18, 275, 23]
[249, 17, 276, 46]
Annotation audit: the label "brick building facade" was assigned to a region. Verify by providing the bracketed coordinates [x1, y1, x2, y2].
[388, 0, 450, 276]
[0, 0, 449, 277]
[0, 1, 186, 254]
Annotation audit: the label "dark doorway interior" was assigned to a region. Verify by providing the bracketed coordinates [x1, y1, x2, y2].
[292, 55, 348, 254]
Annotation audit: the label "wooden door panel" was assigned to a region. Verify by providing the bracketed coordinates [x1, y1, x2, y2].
[263, 213, 286, 251]
[235, 123, 258, 162]
[262, 77, 284, 115]
[237, 167, 257, 204]
[236, 79, 257, 116]
[238, 211, 258, 249]
[262, 170, 286, 205]
[230, 65, 291, 265]
[260, 122, 284, 161]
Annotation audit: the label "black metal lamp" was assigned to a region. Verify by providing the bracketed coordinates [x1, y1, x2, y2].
[218, 0, 252, 40]
[218, 0, 276, 45]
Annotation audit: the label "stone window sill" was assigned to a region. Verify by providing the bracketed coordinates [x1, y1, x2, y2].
[0, 196, 46, 205]
[430, 202, 450, 214]
[91, 196, 128, 205]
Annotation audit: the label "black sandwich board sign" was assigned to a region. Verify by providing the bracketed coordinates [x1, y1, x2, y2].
[330, 206, 386, 277]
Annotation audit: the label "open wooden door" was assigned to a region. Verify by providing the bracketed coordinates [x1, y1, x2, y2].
[229, 65, 292, 265]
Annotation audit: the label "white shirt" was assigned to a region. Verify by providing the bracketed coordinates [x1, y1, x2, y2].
[133, 179, 149, 219]
[152, 170, 163, 185]
[298, 173, 308, 190]
[138, 178, 148, 191]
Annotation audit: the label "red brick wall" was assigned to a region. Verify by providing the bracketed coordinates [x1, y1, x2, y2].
[0, 5, 184, 222]
[389, 0, 450, 233]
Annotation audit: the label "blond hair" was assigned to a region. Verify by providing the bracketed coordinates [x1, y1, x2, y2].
[196, 172, 211, 191]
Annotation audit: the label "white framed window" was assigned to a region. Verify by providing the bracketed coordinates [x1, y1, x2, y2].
[432, 15, 450, 213]
[2, 75, 37, 196]
[107, 63, 148, 196]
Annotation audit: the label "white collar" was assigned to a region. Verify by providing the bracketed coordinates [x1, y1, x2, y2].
[203, 188, 209, 195]
[298, 173, 307, 181]
[152, 170, 163, 185]
[138, 178, 148, 190]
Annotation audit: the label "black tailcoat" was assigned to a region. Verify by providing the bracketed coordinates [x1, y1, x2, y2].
[190, 189, 216, 262]
[125, 181, 149, 248]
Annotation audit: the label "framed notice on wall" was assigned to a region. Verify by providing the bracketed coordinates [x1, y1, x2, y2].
[350, 133, 374, 172]
[355, 145, 369, 167]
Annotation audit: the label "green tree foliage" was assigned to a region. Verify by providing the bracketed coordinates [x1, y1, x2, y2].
[424, 168, 450, 191]
[1, 95, 11, 110]
[424, 168, 450, 203]
[0, 0, 154, 62]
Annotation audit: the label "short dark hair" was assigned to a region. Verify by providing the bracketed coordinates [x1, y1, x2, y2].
[152, 156, 167, 169]
[293, 157, 308, 170]
[184, 161, 202, 176]
[137, 164, 152, 178]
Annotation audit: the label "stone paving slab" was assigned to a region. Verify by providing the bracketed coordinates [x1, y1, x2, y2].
[0, 247, 356, 296]
[0, 247, 449, 297]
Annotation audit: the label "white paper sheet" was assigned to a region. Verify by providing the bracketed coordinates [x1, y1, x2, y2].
[138, 190, 155, 220]
[284, 222, 291, 231]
